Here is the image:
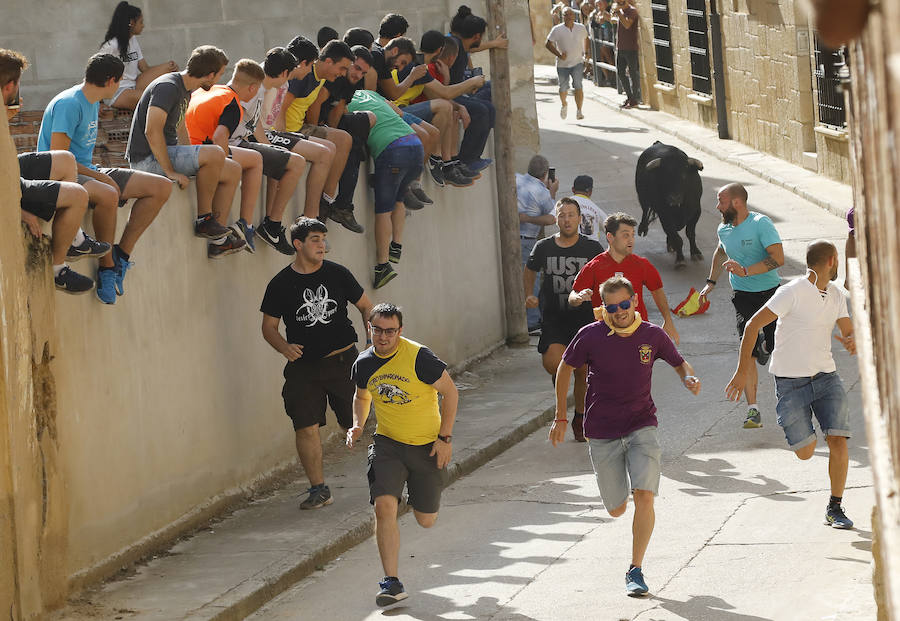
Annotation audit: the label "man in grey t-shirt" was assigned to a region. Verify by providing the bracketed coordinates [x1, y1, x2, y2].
[127, 45, 245, 254]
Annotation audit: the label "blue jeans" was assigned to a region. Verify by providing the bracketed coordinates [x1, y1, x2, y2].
[131, 145, 202, 176]
[455, 94, 495, 165]
[400, 101, 434, 123]
[521, 236, 541, 329]
[557, 64, 584, 92]
[774, 372, 851, 449]
[373, 137, 424, 214]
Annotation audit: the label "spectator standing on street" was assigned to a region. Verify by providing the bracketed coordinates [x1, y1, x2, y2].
[699, 183, 784, 429]
[517, 155, 560, 332]
[546, 7, 589, 120]
[551, 275, 701, 596]
[569, 174, 607, 243]
[726, 240, 856, 529]
[614, 0, 641, 109]
[260, 217, 373, 511]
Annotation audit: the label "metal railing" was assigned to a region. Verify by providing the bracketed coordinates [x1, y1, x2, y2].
[651, 0, 674, 84]
[686, 0, 712, 94]
[588, 17, 620, 91]
[813, 36, 848, 128]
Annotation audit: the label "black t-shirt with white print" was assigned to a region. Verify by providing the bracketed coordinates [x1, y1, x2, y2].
[260, 261, 364, 361]
[526, 234, 604, 327]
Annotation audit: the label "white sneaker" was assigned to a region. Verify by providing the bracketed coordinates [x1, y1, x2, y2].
[576, 109, 584, 120]
[560, 104, 568, 119]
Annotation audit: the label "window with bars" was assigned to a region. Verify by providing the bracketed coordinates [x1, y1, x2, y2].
[686, 0, 712, 95]
[813, 36, 848, 127]
[651, 0, 674, 84]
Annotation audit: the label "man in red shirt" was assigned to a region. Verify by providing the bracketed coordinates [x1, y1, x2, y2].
[569, 212, 679, 344]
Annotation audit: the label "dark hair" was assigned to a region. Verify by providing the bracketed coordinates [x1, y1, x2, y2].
[420, 30, 445, 54]
[0, 48, 28, 89]
[385, 37, 417, 60]
[318, 40, 355, 64]
[450, 5, 473, 32]
[102, 1, 141, 62]
[437, 36, 459, 60]
[343, 27, 375, 50]
[451, 5, 487, 38]
[351, 45, 374, 69]
[317, 26, 339, 48]
[290, 216, 328, 243]
[556, 197, 581, 214]
[287, 36, 318, 64]
[186, 46, 228, 78]
[369, 303, 404, 327]
[85, 53, 125, 86]
[600, 276, 635, 302]
[604, 212, 638, 235]
[379, 13, 409, 39]
[263, 47, 298, 78]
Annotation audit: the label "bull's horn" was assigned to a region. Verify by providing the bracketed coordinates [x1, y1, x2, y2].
[645, 158, 662, 170]
[687, 157, 704, 170]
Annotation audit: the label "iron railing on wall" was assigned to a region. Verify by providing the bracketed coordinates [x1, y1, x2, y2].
[651, 0, 674, 84]
[813, 35, 848, 128]
[588, 15, 620, 91]
[686, 0, 712, 94]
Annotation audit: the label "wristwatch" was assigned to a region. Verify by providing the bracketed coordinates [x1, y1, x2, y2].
[437, 434, 452, 443]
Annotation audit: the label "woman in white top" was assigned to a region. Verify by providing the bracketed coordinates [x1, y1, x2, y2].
[99, 1, 179, 110]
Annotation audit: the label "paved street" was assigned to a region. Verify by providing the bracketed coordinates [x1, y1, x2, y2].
[246, 79, 874, 620]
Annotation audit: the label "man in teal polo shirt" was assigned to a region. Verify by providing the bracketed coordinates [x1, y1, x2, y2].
[699, 183, 784, 428]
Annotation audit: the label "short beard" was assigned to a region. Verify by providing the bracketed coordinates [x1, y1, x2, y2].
[721, 207, 737, 224]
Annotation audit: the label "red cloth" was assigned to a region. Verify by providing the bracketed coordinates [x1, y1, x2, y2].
[572, 251, 663, 321]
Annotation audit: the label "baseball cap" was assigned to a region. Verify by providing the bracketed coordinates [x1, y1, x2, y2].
[573, 175, 593, 192]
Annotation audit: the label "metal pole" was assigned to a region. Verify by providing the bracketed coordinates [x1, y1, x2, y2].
[708, 0, 730, 139]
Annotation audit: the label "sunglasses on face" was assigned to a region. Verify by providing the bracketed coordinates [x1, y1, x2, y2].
[604, 299, 633, 313]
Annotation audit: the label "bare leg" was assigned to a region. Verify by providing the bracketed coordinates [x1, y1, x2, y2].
[212, 158, 242, 225]
[413, 510, 437, 528]
[826, 435, 849, 497]
[117, 171, 172, 256]
[443, 110, 461, 161]
[744, 360, 758, 406]
[318, 128, 351, 198]
[574, 88, 584, 111]
[51, 183, 89, 265]
[560, 90, 568, 107]
[294, 425, 324, 487]
[631, 489, 655, 568]
[293, 138, 334, 217]
[573, 365, 588, 413]
[195, 146, 227, 217]
[268, 153, 306, 222]
[229, 146, 263, 223]
[48, 150, 77, 181]
[374, 495, 401, 577]
[82, 178, 119, 268]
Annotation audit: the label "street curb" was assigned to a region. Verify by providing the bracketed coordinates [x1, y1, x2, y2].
[186, 394, 566, 621]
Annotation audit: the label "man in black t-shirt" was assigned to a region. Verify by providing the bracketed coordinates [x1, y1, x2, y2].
[261, 217, 374, 510]
[525, 197, 604, 441]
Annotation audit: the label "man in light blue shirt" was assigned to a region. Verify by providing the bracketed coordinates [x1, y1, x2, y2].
[516, 154, 559, 331]
[700, 183, 785, 428]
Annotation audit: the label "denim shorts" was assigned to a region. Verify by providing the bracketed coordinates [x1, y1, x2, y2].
[131, 145, 202, 177]
[401, 112, 424, 126]
[400, 101, 434, 123]
[587, 425, 661, 511]
[774, 372, 851, 449]
[557, 64, 584, 92]
[373, 136, 424, 214]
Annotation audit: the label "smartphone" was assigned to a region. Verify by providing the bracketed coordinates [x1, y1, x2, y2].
[471, 67, 483, 77]
[414, 52, 425, 65]
[548, 167, 556, 182]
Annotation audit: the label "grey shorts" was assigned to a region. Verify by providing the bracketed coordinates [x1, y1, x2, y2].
[237, 140, 291, 180]
[77, 167, 136, 191]
[587, 425, 661, 511]
[367, 434, 449, 514]
[131, 145, 202, 177]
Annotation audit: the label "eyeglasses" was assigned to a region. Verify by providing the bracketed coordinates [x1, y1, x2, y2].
[604, 299, 633, 313]
[370, 326, 399, 337]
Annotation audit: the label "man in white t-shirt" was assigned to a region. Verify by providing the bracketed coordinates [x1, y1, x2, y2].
[725, 240, 857, 529]
[545, 7, 589, 120]
[569, 175, 607, 244]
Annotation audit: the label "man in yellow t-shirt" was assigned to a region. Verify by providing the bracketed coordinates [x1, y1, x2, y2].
[346, 303, 459, 608]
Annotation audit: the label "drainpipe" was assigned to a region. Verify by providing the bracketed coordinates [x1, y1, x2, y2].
[708, 0, 730, 139]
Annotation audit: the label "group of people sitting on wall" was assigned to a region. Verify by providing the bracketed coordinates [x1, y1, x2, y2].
[2, 3, 509, 302]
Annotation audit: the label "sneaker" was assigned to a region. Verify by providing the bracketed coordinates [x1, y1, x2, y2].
[299, 484, 333, 510]
[620, 99, 634, 109]
[625, 566, 649, 596]
[376, 577, 408, 607]
[374, 263, 398, 289]
[257, 220, 295, 255]
[329, 207, 364, 233]
[454, 162, 482, 180]
[466, 158, 492, 173]
[409, 180, 433, 205]
[442, 165, 474, 188]
[96, 268, 117, 304]
[572, 413, 586, 443]
[576, 109, 584, 120]
[54, 266, 93, 294]
[560, 104, 568, 119]
[429, 161, 446, 187]
[207, 232, 247, 259]
[389, 242, 402, 264]
[194, 215, 231, 239]
[743, 407, 763, 429]
[232, 219, 256, 253]
[67, 234, 111, 261]
[755, 336, 771, 366]
[825, 504, 854, 529]
[402, 189, 426, 211]
[528, 326, 542, 336]
[114, 254, 133, 296]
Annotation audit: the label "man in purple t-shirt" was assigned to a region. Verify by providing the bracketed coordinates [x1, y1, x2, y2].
[550, 275, 701, 597]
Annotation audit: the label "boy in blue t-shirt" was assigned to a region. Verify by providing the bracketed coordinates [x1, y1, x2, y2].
[699, 183, 784, 429]
[38, 53, 172, 304]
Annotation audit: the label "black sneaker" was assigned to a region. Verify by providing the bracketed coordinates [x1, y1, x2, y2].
[318, 198, 334, 223]
[755, 335, 771, 365]
[408, 180, 433, 205]
[299, 484, 333, 510]
[402, 189, 425, 211]
[455, 162, 482, 180]
[429, 161, 446, 187]
[256, 220, 295, 255]
[389, 242, 402, 264]
[207, 232, 247, 259]
[67, 234, 112, 261]
[329, 207, 364, 233]
[442, 164, 474, 188]
[376, 577, 408, 607]
[374, 263, 398, 289]
[194, 215, 231, 240]
[825, 504, 854, 529]
[54, 266, 94, 294]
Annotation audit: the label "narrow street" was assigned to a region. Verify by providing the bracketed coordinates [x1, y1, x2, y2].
[245, 80, 874, 620]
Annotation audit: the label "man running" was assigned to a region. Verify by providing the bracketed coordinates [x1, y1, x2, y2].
[726, 240, 856, 529]
[570, 212, 679, 344]
[525, 197, 604, 441]
[261, 217, 373, 510]
[551, 275, 701, 596]
[700, 182, 784, 429]
[346, 303, 459, 608]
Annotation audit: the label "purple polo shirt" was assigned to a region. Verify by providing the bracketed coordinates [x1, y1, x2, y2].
[563, 321, 684, 439]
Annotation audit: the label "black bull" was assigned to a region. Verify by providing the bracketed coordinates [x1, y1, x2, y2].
[635, 141, 704, 267]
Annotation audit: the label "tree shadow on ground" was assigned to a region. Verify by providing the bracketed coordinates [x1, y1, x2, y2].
[647, 594, 773, 621]
[664, 454, 801, 500]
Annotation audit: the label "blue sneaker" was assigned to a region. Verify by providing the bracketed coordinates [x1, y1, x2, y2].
[233, 219, 256, 253]
[96, 268, 117, 304]
[465, 158, 492, 173]
[115, 254, 133, 296]
[825, 504, 854, 529]
[625, 566, 649, 596]
[376, 577, 408, 607]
